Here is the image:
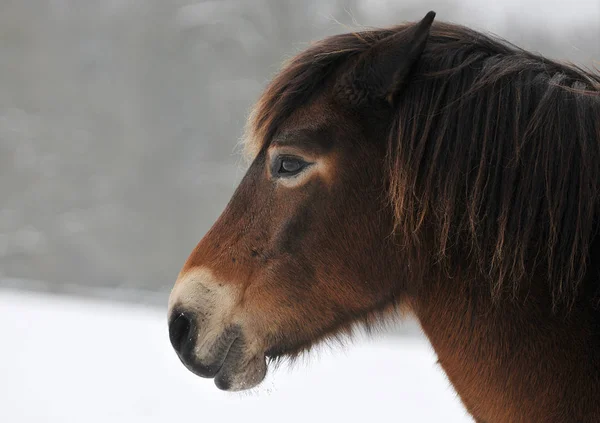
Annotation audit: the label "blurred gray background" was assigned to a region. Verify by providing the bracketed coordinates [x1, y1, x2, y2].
[1, 0, 598, 306]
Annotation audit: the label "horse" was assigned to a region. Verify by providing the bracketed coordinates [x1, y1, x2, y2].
[167, 11, 600, 422]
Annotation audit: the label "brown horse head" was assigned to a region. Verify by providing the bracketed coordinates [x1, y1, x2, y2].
[167, 11, 437, 391]
[168, 11, 600, 421]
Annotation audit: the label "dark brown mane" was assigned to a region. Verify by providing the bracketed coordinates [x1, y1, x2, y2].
[246, 21, 600, 307]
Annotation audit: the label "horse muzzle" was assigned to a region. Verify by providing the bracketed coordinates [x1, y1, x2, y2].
[167, 268, 268, 391]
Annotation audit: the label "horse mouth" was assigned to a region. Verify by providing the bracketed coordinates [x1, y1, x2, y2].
[175, 329, 268, 391]
[214, 346, 268, 391]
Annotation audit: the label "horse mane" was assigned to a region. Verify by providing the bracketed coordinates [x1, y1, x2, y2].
[244, 21, 600, 306]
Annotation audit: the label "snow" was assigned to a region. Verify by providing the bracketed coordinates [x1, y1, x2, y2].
[0, 289, 471, 422]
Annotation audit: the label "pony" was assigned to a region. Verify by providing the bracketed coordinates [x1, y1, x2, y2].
[167, 11, 600, 422]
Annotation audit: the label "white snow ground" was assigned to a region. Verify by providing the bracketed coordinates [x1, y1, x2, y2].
[0, 289, 471, 422]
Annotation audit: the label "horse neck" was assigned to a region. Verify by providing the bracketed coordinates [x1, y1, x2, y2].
[412, 269, 600, 423]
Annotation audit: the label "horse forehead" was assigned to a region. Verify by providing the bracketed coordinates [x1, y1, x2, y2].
[282, 99, 337, 130]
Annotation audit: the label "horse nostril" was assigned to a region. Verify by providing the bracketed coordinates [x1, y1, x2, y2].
[169, 311, 194, 355]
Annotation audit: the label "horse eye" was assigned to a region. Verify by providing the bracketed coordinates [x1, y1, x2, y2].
[276, 157, 307, 177]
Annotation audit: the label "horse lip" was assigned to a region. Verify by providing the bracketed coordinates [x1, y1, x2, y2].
[213, 336, 243, 375]
[214, 338, 267, 391]
[179, 328, 240, 379]
[212, 338, 242, 390]
[176, 326, 266, 391]
[180, 356, 224, 379]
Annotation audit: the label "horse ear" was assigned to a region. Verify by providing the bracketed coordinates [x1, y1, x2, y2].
[335, 11, 435, 108]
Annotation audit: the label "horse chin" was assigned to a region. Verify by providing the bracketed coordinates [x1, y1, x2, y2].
[215, 339, 309, 391]
[213, 351, 268, 391]
[264, 336, 316, 362]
